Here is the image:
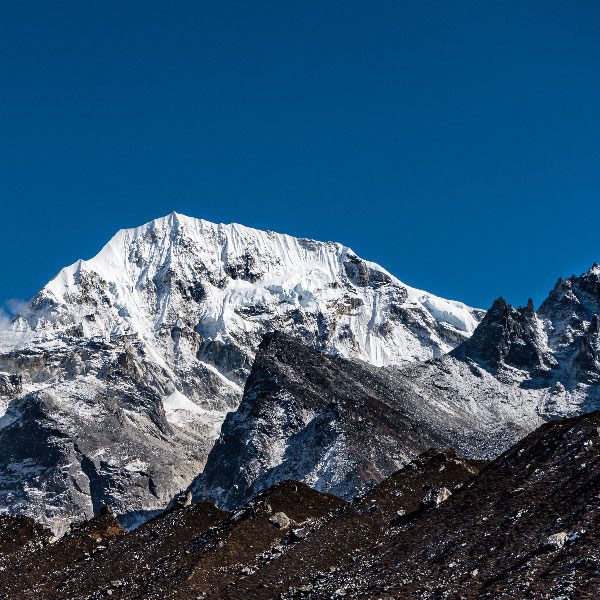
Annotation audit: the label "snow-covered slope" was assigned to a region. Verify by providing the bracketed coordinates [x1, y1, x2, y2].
[0, 212, 483, 533]
[10, 212, 482, 366]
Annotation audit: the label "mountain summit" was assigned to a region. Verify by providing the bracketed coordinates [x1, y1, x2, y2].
[10, 212, 482, 367]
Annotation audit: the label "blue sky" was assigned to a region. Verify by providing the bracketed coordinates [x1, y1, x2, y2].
[1, 1, 599, 312]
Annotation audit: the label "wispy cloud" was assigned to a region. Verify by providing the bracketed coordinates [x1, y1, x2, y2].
[0, 299, 27, 331]
[0, 308, 11, 331]
[4, 298, 27, 317]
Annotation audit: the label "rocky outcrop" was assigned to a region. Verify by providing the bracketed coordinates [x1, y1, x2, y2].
[539, 263, 600, 348]
[268, 512, 290, 529]
[452, 296, 555, 371]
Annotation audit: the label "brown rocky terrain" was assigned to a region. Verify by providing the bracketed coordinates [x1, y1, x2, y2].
[1, 410, 598, 599]
[232, 448, 486, 600]
[277, 410, 600, 599]
[0, 514, 53, 571]
[0, 481, 343, 599]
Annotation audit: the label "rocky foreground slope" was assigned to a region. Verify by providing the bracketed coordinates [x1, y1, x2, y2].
[285, 409, 600, 599]
[0, 449, 482, 599]
[0, 213, 482, 533]
[1, 410, 598, 599]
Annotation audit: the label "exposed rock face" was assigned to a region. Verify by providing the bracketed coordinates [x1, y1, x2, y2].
[0, 213, 482, 533]
[452, 296, 555, 370]
[452, 265, 600, 390]
[0, 341, 222, 535]
[420, 486, 452, 508]
[541, 531, 569, 552]
[193, 332, 514, 509]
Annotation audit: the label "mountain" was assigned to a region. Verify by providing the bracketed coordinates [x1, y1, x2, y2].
[5, 212, 482, 367]
[399, 264, 600, 433]
[193, 331, 506, 508]
[196, 265, 600, 509]
[0, 213, 481, 533]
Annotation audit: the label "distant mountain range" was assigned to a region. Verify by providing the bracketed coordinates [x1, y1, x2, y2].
[1, 212, 600, 537]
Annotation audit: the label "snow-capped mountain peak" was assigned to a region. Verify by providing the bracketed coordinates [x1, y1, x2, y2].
[13, 212, 483, 370]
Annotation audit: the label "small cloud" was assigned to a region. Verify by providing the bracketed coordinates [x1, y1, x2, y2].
[0, 299, 27, 331]
[0, 308, 10, 331]
[4, 298, 27, 317]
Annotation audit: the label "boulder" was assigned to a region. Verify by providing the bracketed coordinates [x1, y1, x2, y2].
[420, 487, 452, 509]
[175, 491, 192, 508]
[540, 531, 569, 552]
[269, 512, 290, 529]
[288, 527, 306, 542]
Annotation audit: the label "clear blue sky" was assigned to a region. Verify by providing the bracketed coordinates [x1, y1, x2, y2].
[1, 1, 599, 312]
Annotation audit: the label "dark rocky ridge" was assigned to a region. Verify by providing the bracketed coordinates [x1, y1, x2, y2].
[0, 480, 343, 599]
[192, 331, 507, 509]
[0, 514, 53, 570]
[0, 507, 125, 598]
[451, 296, 555, 371]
